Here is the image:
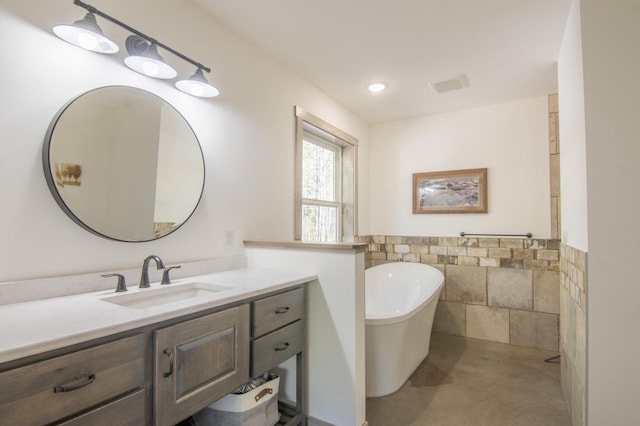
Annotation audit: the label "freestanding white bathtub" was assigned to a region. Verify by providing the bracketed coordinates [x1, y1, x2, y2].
[365, 262, 444, 397]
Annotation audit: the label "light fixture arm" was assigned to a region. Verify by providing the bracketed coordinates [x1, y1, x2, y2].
[72, 0, 211, 73]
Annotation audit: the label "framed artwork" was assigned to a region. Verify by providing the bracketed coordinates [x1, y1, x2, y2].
[412, 168, 487, 214]
[54, 163, 82, 187]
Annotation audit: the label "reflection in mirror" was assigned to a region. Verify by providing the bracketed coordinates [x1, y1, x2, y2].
[43, 86, 205, 242]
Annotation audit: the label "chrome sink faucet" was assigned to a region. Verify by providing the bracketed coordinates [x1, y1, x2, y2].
[140, 255, 166, 288]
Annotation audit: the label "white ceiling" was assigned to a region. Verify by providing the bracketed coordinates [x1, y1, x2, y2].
[192, 0, 572, 124]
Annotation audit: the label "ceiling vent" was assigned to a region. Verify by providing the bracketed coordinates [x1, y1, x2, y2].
[429, 74, 469, 94]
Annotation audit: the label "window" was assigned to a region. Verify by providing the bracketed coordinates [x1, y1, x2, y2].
[294, 106, 358, 242]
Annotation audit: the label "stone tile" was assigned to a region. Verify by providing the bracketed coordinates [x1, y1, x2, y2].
[466, 305, 509, 344]
[510, 310, 559, 351]
[445, 265, 487, 305]
[386, 236, 403, 244]
[571, 374, 585, 426]
[387, 253, 402, 261]
[547, 240, 561, 250]
[467, 247, 488, 257]
[448, 246, 467, 256]
[403, 253, 420, 263]
[550, 154, 561, 197]
[438, 237, 459, 247]
[430, 245, 447, 255]
[479, 257, 500, 267]
[488, 248, 511, 258]
[524, 239, 547, 249]
[523, 259, 549, 270]
[551, 197, 560, 239]
[478, 238, 500, 248]
[420, 254, 438, 264]
[437, 255, 458, 265]
[433, 301, 466, 336]
[499, 258, 524, 269]
[372, 235, 386, 244]
[575, 249, 587, 272]
[575, 306, 587, 383]
[488, 268, 533, 310]
[410, 245, 430, 254]
[499, 238, 524, 249]
[549, 93, 559, 113]
[458, 256, 478, 266]
[370, 251, 387, 260]
[537, 250, 559, 261]
[549, 112, 558, 154]
[458, 237, 478, 247]
[399, 236, 437, 245]
[512, 248, 535, 260]
[394, 244, 410, 254]
[533, 270, 560, 314]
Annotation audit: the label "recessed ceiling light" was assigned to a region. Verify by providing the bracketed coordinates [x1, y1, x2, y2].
[367, 82, 387, 93]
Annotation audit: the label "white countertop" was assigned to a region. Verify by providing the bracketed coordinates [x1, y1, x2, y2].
[0, 268, 316, 364]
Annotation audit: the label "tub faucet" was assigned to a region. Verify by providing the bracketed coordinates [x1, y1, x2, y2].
[140, 255, 166, 288]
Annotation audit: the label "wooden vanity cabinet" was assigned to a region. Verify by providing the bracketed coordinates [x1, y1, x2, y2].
[154, 304, 250, 426]
[0, 334, 145, 425]
[0, 283, 308, 426]
[251, 286, 306, 425]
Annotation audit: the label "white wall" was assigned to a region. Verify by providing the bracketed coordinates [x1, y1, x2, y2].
[369, 97, 551, 238]
[0, 0, 369, 282]
[580, 0, 640, 423]
[558, 0, 588, 252]
[246, 246, 366, 426]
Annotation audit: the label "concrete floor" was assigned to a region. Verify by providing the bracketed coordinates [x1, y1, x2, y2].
[366, 333, 570, 426]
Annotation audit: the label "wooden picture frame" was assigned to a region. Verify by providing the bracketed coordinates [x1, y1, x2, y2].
[412, 168, 487, 214]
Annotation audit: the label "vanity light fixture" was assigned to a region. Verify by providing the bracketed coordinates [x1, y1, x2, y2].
[124, 36, 177, 79]
[367, 82, 387, 93]
[175, 68, 220, 98]
[53, 12, 118, 54]
[53, 0, 219, 97]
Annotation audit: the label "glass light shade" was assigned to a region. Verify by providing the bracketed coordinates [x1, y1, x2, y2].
[175, 68, 219, 98]
[124, 44, 177, 79]
[53, 13, 118, 54]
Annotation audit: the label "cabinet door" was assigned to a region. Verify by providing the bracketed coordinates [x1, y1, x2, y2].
[154, 305, 250, 426]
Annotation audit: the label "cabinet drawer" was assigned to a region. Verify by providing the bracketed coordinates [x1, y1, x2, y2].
[253, 287, 304, 337]
[57, 390, 145, 426]
[252, 320, 304, 376]
[0, 334, 144, 425]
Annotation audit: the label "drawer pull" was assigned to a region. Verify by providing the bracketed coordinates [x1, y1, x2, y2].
[255, 387, 273, 402]
[274, 342, 290, 352]
[53, 374, 95, 393]
[163, 348, 174, 378]
[274, 306, 290, 314]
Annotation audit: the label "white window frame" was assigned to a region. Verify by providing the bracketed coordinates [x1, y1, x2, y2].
[294, 106, 358, 242]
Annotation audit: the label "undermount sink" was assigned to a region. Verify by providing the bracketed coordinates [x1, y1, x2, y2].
[101, 282, 233, 309]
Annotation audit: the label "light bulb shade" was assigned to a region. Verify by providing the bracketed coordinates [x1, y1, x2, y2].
[124, 44, 177, 79]
[53, 12, 119, 54]
[175, 68, 219, 98]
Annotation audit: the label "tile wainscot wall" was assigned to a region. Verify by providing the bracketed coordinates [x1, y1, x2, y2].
[560, 243, 587, 425]
[359, 235, 560, 352]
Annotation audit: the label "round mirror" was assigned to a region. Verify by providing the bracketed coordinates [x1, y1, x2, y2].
[43, 86, 205, 242]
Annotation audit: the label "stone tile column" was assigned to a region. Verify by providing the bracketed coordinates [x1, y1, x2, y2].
[549, 94, 561, 239]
